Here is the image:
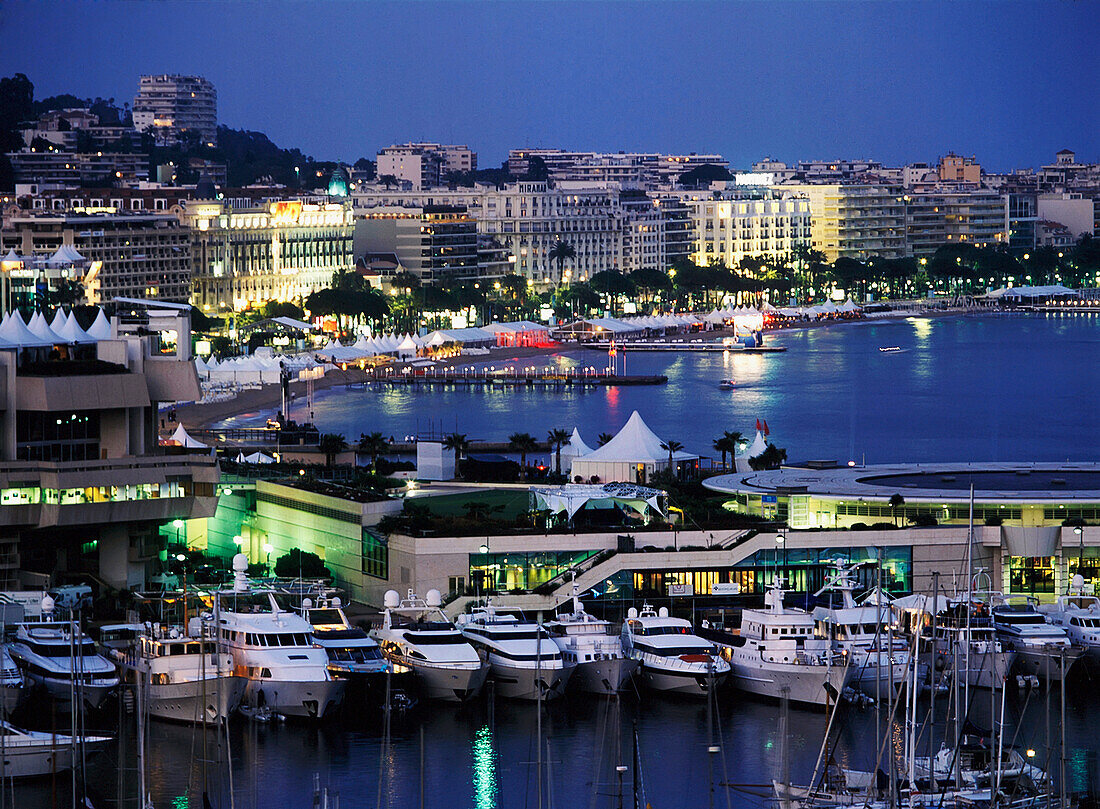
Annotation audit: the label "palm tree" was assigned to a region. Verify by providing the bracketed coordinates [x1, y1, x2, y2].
[357, 431, 389, 470]
[508, 432, 539, 480]
[713, 430, 743, 470]
[889, 493, 905, 527]
[549, 240, 576, 284]
[546, 428, 570, 476]
[442, 432, 469, 477]
[319, 433, 348, 468]
[597, 432, 614, 447]
[659, 439, 684, 477]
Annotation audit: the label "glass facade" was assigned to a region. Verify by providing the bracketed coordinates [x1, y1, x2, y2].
[361, 530, 388, 580]
[468, 550, 601, 594]
[1007, 555, 1056, 594]
[16, 410, 100, 462]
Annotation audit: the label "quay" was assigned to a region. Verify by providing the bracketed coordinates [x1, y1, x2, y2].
[583, 341, 786, 353]
[365, 368, 667, 386]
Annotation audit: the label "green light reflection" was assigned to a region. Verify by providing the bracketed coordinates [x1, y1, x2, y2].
[472, 723, 499, 809]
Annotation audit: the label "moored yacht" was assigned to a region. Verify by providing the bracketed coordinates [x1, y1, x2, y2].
[925, 598, 1014, 690]
[0, 645, 27, 715]
[216, 554, 345, 719]
[112, 623, 245, 723]
[8, 610, 119, 710]
[620, 604, 728, 696]
[811, 562, 910, 698]
[302, 595, 404, 704]
[700, 578, 850, 707]
[458, 600, 573, 701]
[1038, 586, 1100, 661]
[371, 589, 488, 702]
[0, 720, 111, 778]
[546, 585, 637, 695]
[991, 594, 1084, 681]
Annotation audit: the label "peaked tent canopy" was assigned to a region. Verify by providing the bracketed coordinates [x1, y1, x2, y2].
[571, 410, 698, 484]
[168, 423, 208, 448]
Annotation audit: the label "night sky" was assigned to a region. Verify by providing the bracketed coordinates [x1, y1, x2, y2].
[1, 1, 1095, 170]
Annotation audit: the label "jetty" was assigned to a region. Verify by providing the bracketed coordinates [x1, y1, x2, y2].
[583, 341, 786, 353]
[370, 368, 667, 387]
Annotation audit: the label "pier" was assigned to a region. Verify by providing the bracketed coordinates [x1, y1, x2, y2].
[583, 341, 786, 353]
[361, 367, 667, 387]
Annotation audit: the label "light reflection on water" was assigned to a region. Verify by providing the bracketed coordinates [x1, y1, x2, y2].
[220, 314, 1100, 463]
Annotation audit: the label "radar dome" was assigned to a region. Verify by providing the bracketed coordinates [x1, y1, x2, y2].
[658, 607, 669, 618]
[232, 553, 249, 572]
[425, 589, 442, 607]
[1072, 573, 1086, 592]
[302, 598, 313, 609]
[626, 607, 638, 619]
[332, 597, 342, 607]
[41, 594, 55, 615]
[383, 590, 400, 609]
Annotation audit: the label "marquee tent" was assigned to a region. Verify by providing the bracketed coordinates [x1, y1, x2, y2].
[530, 482, 667, 522]
[570, 410, 698, 484]
[168, 423, 208, 448]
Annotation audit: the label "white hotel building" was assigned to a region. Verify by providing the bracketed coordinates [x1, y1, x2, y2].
[687, 194, 813, 270]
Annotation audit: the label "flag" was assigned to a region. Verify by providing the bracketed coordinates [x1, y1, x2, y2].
[763, 420, 770, 436]
[755, 418, 762, 432]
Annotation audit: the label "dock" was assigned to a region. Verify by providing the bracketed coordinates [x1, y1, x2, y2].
[583, 341, 786, 353]
[361, 368, 667, 387]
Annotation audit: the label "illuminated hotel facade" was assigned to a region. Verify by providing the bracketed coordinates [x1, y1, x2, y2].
[688, 193, 813, 270]
[185, 198, 354, 311]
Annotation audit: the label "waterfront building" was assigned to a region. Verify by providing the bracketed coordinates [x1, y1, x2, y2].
[772, 183, 907, 262]
[903, 189, 1008, 256]
[354, 204, 481, 284]
[1037, 192, 1096, 239]
[1, 209, 192, 303]
[688, 193, 813, 270]
[938, 152, 982, 185]
[185, 195, 355, 311]
[6, 150, 150, 187]
[0, 305, 217, 589]
[132, 74, 218, 145]
[1005, 193, 1039, 255]
[506, 149, 728, 188]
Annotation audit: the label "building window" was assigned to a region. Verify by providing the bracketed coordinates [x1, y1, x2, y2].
[361, 530, 388, 579]
[1008, 556, 1056, 594]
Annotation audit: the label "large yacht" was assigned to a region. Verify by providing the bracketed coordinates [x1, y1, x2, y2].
[111, 622, 245, 723]
[8, 613, 119, 710]
[215, 554, 345, 720]
[926, 597, 1014, 690]
[620, 604, 728, 696]
[546, 585, 637, 695]
[991, 595, 1084, 682]
[371, 589, 489, 702]
[0, 646, 27, 715]
[0, 721, 111, 778]
[1038, 587, 1100, 661]
[457, 600, 572, 700]
[700, 579, 851, 707]
[810, 562, 910, 698]
[302, 595, 399, 702]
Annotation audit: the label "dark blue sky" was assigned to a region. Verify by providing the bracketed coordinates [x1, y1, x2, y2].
[2, 1, 1095, 170]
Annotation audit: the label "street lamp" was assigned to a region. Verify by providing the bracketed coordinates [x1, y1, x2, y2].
[1075, 526, 1085, 591]
[263, 542, 274, 574]
[478, 542, 490, 597]
[775, 534, 785, 581]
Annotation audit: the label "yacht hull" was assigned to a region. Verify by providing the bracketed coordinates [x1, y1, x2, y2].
[147, 675, 247, 723]
[486, 660, 571, 701]
[0, 682, 27, 715]
[570, 657, 638, 695]
[635, 663, 727, 696]
[243, 677, 345, 719]
[1009, 645, 1081, 682]
[955, 649, 1015, 689]
[412, 662, 489, 702]
[728, 660, 850, 707]
[23, 672, 118, 710]
[849, 659, 909, 699]
[0, 735, 111, 778]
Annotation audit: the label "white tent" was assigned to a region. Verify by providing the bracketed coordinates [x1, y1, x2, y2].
[561, 427, 595, 473]
[27, 311, 64, 344]
[0, 311, 51, 346]
[49, 309, 69, 333]
[571, 411, 698, 484]
[840, 298, 862, 313]
[86, 309, 113, 340]
[395, 335, 419, 358]
[242, 451, 275, 464]
[531, 483, 667, 522]
[734, 429, 769, 472]
[168, 423, 207, 448]
[55, 311, 94, 343]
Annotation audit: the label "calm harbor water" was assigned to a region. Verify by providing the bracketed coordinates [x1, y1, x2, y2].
[220, 312, 1100, 464]
[15, 680, 1100, 808]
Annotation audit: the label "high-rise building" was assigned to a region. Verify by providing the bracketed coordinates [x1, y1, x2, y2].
[133, 74, 218, 145]
[185, 197, 354, 311]
[903, 189, 1007, 256]
[354, 205, 481, 284]
[688, 193, 813, 271]
[775, 183, 907, 262]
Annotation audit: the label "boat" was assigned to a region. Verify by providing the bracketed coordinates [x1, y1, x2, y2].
[927, 598, 1015, 690]
[0, 645, 27, 715]
[0, 720, 111, 778]
[990, 594, 1084, 682]
[878, 346, 907, 353]
[215, 553, 345, 720]
[912, 736, 1049, 791]
[302, 594, 406, 704]
[1038, 588, 1100, 662]
[458, 599, 573, 701]
[620, 604, 729, 696]
[371, 589, 489, 702]
[700, 578, 851, 707]
[8, 611, 119, 710]
[112, 622, 245, 723]
[545, 585, 637, 695]
[811, 562, 910, 699]
[717, 379, 736, 390]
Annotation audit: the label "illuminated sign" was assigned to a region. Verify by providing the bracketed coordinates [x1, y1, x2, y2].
[270, 201, 303, 225]
[735, 172, 775, 186]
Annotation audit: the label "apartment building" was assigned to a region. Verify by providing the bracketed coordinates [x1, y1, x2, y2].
[505, 149, 728, 188]
[185, 197, 354, 311]
[903, 189, 1007, 256]
[6, 150, 150, 187]
[355, 205, 481, 283]
[938, 153, 981, 185]
[619, 192, 666, 273]
[775, 183, 907, 262]
[133, 74, 218, 145]
[376, 145, 444, 190]
[1, 210, 193, 303]
[0, 306, 217, 589]
[688, 193, 813, 270]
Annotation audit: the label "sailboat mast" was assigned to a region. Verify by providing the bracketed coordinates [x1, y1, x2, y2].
[964, 483, 974, 710]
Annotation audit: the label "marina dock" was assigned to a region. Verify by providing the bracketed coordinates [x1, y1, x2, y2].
[371, 369, 668, 386]
[583, 341, 786, 353]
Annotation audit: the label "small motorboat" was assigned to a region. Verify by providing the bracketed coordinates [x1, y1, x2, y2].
[718, 379, 736, 390]
[0, 720, 111, 778]
[878, 346, 907, 353]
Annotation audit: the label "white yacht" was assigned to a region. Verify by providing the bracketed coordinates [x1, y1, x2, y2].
[991, 595, 1084, 682]
[545, 586, 637, 695]
[928, 598, 1014, 690]
[620, 604, 728, 696]
[302, 595, 398, 701]
[811, 562, 910, 698]
[9, 618, 119, 710]
[112, 622, 245, 723]
[458, 600, 573, 701]
[1038, 586, 1100, 661]
[0, 720, 111, 778]
[215, 554, 345, 720]
[701, 579, 851, 707]
[371, 589, 489, 702]
[912, 736, 1048, 791]
[0, 646, 27, 715]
